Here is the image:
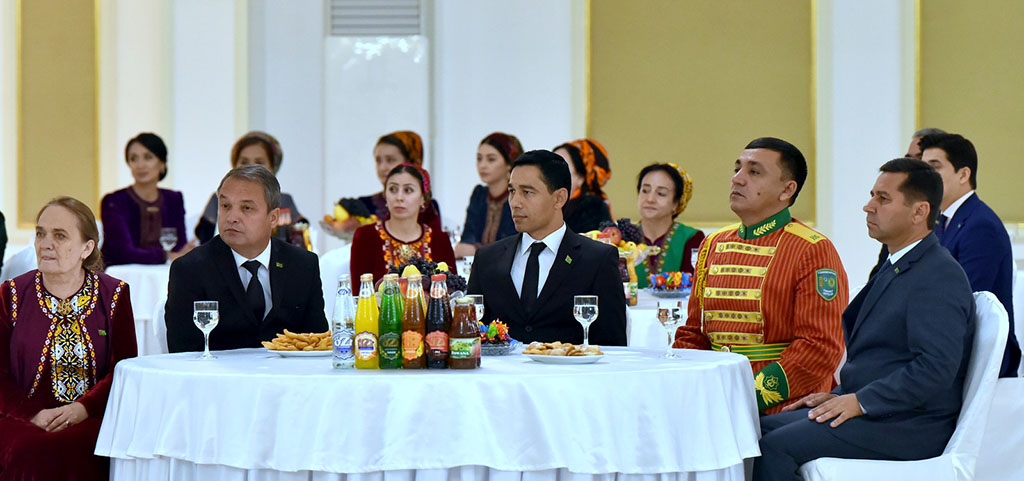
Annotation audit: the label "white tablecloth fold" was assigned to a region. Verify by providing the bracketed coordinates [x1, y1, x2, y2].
[96, 348, 759, 476]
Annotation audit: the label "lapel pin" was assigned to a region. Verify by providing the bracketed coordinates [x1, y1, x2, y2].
[98, 329, 107, 336]
[275, 262, 284, 268]
[894, 267, 900, 274]
[565, 255, 572, 264]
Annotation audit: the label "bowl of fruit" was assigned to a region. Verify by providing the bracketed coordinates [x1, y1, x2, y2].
[582, 219, 661, 265]
[320, 198, 378, 241]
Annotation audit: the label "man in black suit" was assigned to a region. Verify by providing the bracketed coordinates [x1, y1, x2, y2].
[467, 150, 627, 346]
[165, 165, 327, 352]
[755, 158, 974, 480]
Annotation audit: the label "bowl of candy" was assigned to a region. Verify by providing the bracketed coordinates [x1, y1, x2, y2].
[480, 320, 519, 355]
[648, 271, 692, 298]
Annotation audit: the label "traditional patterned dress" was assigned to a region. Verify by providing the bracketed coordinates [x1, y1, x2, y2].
[636, 222, 706, 288]
[349, 221, 457, 283]
[0, 270, 136, 481]
[673, 209, 848, 414]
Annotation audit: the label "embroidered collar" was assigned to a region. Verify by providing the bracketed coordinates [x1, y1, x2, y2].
[737, 208, 791, 240]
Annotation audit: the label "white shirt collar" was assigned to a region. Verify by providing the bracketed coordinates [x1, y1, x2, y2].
[941, 190, 974, 226]
[231, 240, 272, 270]
[887, 238, 923, 265]
[519, 222, 567, 258]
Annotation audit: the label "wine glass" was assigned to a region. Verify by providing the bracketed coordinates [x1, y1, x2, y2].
[160, 228, 178, 255]
[658, 300, 684, 358]
[689, 247, 699, 271]
[464, 294, 484, 322]
[573, 295, 599, 347]
[193, 301, 220, 360]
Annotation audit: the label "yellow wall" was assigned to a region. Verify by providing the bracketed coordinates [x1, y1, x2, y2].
[17, 0, 98, 226]
[920, 1, 1023, 222]
[589, 0, 814, 226]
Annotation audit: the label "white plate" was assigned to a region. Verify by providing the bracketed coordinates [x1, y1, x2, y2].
[524, 354, 605, 364]
[267, 349, 332, 357]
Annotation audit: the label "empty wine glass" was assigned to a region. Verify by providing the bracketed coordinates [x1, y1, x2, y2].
[193, 301, 220, 360]
[689, 247, 699, 271]
[658, 300, 684, 358]
[160, 228, 178, 255]
[573, 295, 599, 347]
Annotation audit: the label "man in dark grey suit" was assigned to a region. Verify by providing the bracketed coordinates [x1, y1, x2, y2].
[467, 150, 627, 346]
[754, 158, 974, 480]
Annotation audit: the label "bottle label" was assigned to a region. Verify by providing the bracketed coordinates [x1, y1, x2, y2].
[450, 337, 481, 359]
[354, 331, 377, 360]
[426, 331, 449, 353]
[623, 282, 631, 300]
[379, 332, 401, 360]
[333, 328, 355, 360]
[402, 331, 425, 359]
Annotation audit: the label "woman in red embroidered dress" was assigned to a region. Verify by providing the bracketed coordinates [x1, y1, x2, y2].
[350, 164, 456, 283]
[0, 197, 137, 481]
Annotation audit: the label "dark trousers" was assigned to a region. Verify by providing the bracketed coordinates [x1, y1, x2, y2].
[753, 409, 896, 481]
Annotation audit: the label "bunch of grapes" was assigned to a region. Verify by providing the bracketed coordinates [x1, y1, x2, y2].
[336, 198, 372, 218]
[387, 256, 468, 294]
[616, 218, 643, 243]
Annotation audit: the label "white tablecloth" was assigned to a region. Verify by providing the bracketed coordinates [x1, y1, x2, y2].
[105, 263, 171, 356]
[96, 347, 760, 480]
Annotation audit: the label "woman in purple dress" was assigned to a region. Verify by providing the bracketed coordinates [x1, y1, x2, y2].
[100, 133, 192, 266]
[0, 197, 137, 480]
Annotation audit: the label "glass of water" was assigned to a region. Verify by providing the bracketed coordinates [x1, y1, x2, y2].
[193, 300, 219, 360]
[658, 300, 684, 358]
[464, 294, 484, 322]
[573, 295, 599, 347]
[160, 228, 178, 255]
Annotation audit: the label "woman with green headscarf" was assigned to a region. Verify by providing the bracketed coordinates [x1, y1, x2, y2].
[635, 163, 706, 288]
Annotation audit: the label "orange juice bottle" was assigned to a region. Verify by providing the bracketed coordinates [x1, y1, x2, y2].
[354, 273, 380, 369]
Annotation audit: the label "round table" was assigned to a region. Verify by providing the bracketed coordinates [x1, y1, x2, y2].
[95, 347, 760, 481]
[105, 263, 171, 356]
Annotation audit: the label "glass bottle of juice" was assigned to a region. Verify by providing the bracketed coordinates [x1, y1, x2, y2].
[425, 274, 451, 369]
[378, 274, 404, 369]
[354, 273, 380, 369]
[401, 275, 427, 369]
[448, 296, 480, 369]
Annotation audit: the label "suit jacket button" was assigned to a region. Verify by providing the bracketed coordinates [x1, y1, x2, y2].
[525, 326, 533, 332]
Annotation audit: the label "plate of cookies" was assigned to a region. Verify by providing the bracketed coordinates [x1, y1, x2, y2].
[522, 341, 604, 364]
[262, 330, 333, 357]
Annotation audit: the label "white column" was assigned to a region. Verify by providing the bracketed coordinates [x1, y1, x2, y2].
[171, 0, 249, 219]
[815, 0, 916, 285]
[429, 0, 587, 230]
[0, 0, 16, 236]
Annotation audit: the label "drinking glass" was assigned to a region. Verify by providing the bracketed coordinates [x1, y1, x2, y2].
[160, 228, 178, 254]
[193, 301, 220, 360]
[464, 294, 484, 322]
[689, 247, 699, 271]
[573, 295, 599, 347]
[658, 300, 684, 358]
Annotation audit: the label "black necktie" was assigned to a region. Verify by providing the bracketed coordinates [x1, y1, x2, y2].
[521, 242, 545, 313]
[242, 260, 266, 322]
[934, 214, 948, 239]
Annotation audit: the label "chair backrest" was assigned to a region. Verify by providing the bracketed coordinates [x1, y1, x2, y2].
[0, 246, 38, 282]
[942, 291, 1009, 475]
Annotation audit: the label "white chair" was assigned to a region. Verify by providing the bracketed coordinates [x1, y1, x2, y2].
[0, 246, 38, 282]
[318, 245, 352, 320]
[799, 291, 1009, 481]
[148, 295, 169, 356]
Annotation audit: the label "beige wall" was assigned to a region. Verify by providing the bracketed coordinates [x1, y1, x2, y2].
[920, 1, 1023, 222]
[589, 0, 814, 226]
[17, 0, 98, 226]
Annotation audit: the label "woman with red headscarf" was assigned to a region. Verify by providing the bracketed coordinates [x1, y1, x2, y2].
[454, 132, 522, 258]
[553, 138, 613, 233]
[355, 131, 443, 232]
[350, 164, 456, 283]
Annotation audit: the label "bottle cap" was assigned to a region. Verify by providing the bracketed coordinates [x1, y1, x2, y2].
[431, 273, 446, 282]
[359, 273, 373, 282]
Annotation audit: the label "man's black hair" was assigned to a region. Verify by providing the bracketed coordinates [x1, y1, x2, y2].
[744, 137, 807, 205]
[879, 157, 943, 230]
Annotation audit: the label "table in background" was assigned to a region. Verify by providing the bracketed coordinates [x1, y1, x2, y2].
[628, 290, 688, 349]
[106, 263, 171, 356]
[95, 347, 760, 481]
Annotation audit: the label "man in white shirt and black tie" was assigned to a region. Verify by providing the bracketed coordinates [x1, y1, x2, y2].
[467, 150, 627, 345]
[165, 164, 327, 352]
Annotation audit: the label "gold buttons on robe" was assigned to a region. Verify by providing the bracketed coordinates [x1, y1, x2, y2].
[721, 345, 731, 352]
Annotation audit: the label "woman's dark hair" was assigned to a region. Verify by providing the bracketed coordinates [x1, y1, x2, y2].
[37, 196, 104, 272]
[878, 157, 943, 229]
[385, 164, 431, 203]
[553, 143, 590, 193]
[744, 137, 807, 205]
[480, 132, 524, 165]
[636, 163, 685, 205]
[511, 150, 571, 194]
[125, 132, 168, 181]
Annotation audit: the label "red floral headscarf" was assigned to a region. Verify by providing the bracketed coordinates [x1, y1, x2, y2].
[378, 131, 424, 166]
